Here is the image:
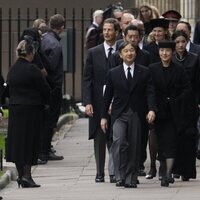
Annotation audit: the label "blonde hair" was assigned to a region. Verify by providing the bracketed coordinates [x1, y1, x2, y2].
[33, 18, 46, 29]
[137, 3, 153, 22]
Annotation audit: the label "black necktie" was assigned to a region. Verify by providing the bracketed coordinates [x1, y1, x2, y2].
[127, 67, 132, 83]
[108, 47, 113, 59]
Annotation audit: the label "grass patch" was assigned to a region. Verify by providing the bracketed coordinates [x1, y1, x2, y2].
[2, 109, 8, 118]
[0, 134, 5, 175]
[0, 134, 5, 157]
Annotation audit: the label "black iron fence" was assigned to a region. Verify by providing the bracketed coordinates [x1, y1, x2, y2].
[0, 7, 94, 101]
[0, 3, 199, 101]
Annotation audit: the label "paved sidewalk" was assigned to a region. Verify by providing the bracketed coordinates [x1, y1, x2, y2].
[1, 118, 200, 200]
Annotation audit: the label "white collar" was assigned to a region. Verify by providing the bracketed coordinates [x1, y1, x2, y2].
[123, 62, 135, 77]
[186, 41, 191, 52]
[104, 41, 116, 51]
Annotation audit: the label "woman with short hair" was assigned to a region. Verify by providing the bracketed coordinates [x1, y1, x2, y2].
[149, 40, 191, 187]
[6, 36, 51, 188]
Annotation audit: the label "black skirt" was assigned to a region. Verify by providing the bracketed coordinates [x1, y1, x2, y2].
[156, 119, 177, 159]
[6, 105, 44, 165]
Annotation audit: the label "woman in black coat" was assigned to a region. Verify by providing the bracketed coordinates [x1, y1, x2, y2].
[149, 41, 191, 187]
[6, 37, 51, 188]
[144, 18, 171, 180]
[171, 30, 200, 181]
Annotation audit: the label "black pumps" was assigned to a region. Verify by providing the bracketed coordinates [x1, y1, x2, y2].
[17, 177, 41, 188]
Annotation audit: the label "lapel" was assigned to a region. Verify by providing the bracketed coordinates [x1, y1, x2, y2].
[129, 64, 140, 92]
[118, 65, 129, 90]
[97, 44, 109, 72]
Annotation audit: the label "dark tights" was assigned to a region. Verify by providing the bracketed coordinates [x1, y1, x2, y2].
[148, 129, 158, 169]
[15, 163, 31, 179]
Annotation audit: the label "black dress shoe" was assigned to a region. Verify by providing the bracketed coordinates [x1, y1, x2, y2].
[95, 175, 105, 183]
[110, 175, 116, 183]
[167, 176, 174, 184]
[116, 180, 125, 187]
[138, 168, 146, 176]
[124, 183, 137, 188]
[161, 177, 169, 187]
[173, 174, 180, 179]
[37, 158, 48, 165]
[47, 152, 64, 160]
[136, 179, 140, 184]
[181, 176, 189, 181]
[146, 167, 157, 179]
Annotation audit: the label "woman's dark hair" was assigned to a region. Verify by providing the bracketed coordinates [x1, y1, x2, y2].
[118, 41, 136, 53]
[171, 29, 188, 41]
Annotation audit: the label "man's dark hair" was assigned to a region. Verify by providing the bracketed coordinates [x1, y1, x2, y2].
[124, 25, 140, 37]
[178, 21, 191, 32]
[103, 18, 120, 32]
[118, 41, 136, 53]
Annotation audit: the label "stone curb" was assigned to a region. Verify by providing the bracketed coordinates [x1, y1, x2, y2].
[0, 112, 79, 190]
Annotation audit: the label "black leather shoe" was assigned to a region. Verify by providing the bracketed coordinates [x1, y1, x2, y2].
[146, 167, 157, 179]
[138, 168, 146, 176]
[181, 176, 189, 181]
[173, 174, 180, 179]
[47, 152, 64, 161]
[37, 158, 48, 165]
[110, 175, 116, 183]
[95, 175, 105, 183]
[136, 179, 140, 184]
[0, 196, 3, 200]
[116, 180, 125, 187]
[124, 183, 137, 188]
[20, 177, 41, 188]
[161, 177, 169, 187]
[167, 176, 174, 184]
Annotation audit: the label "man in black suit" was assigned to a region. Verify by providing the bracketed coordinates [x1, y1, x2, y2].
[83, 18, 120, 183]
[101, 41, 156, 188]
[176, 21, 200, 55]
[108, 25, 151, 176]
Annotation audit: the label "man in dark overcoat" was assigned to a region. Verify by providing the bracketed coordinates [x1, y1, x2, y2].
[83, 18, 120, 183]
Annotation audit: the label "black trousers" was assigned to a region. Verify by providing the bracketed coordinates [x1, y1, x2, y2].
[40, 87, 62, 154]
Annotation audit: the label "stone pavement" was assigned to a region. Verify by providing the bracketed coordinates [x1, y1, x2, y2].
[1, 118, 200, 200]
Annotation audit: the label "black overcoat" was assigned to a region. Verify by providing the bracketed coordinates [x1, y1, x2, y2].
[83, 44, 110, 139]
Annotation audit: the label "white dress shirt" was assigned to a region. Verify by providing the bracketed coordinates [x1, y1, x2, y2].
[123, 62, 135, 79]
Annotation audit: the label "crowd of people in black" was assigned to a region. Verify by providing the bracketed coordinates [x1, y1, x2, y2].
[83, 2, 200, 188]
[0, 3, 199, 198]
[0, 14, 66, 191]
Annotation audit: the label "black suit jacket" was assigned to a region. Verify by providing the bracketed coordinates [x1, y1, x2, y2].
[83, 43, 110, 139]
[189, 42, 200, 56]
[102, 64, 157, 127]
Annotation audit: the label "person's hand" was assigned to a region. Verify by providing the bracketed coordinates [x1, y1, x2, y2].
[0, 112, 3, 122]
[41, 68, 48, 77]
[100, 118, 108, 134]
[85, 104, 93, 117]
[146, 111, 155, 124]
